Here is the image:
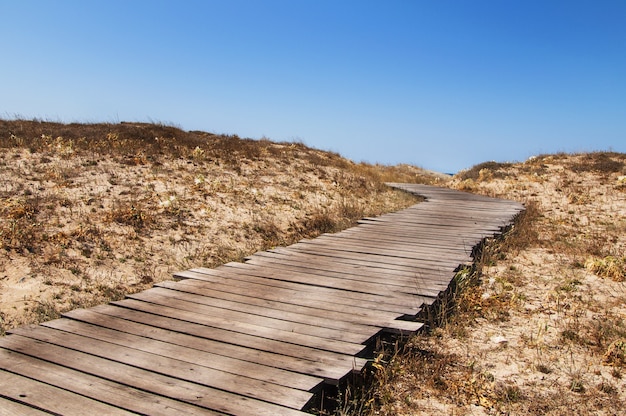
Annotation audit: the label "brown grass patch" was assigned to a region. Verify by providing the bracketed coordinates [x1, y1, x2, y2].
[585, 256, 626, 282]
[0, 118, 444, 333]
[356, 152, 626, 415]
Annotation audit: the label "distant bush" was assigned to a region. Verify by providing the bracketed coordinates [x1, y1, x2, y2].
[456, 161, 514, 181]
[571, 152, 625, 174]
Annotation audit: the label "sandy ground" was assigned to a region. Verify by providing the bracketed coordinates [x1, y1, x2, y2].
[374, 153, 626, 415]
[2, 128, 624, 415]
[0, 136, 429, 333]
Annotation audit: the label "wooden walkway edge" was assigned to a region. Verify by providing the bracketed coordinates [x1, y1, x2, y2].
[0, 184, 524, 415]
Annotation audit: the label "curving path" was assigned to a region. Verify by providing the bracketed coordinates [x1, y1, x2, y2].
[0, 184, 524, 415]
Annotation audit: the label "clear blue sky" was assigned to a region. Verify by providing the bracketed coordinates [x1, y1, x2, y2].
[2, 0, 625, 173]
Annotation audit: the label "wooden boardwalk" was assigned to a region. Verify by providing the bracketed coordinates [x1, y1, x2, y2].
[0, 184, 524, 415]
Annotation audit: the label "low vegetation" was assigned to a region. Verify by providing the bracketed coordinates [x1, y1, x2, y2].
[361, 152, 626, 415]
[4, 119, 624, 415]
[0, 119, 444, 334]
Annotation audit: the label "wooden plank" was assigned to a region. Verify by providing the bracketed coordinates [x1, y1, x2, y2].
[378, 209, 518, 224]
[179, 268, 428, 314]
[384, 206, 522, 221]
[293, 240, 469, 267]
[235, 259, 449, 294]
[109, 299, 368, 364]
[315, 229, 477, 248]
[268, 246, 462, 279]
[0, 398, 50, 416]
[170, 271, 424, 318]
[42, 318, 323, 392]
[368, 209, 515, 224]
[276, 244, 466, 272]
[268, 245, 462, 274]
[328, 230, 481, 251]
[140, 286, 380, 338]
[359, 210, 503, 222]
[61, 308, 353, 383]
[361, 209, 508, 223]
[0, 369, 135, 416]
[0, 335, 307, 416]
[243, 253, 454, 288]
[7, 326, 313, 411]
[87, 304, 368, 376]
[248, 246, 459, 279]
[354, 220, 493, 238]
[320, 230, 474, 252]
[342, 223, 489, 246]
[114, 296, 367, 355]
[0, 349, 215, 416]
[150, 284, 389, 335]
[383, 319, 425, 333]
[162, 277, 407, 319]
[157, 280, 423, 333]
[321, 231, 473, 254]
[216, 261, 443, 299]
[358, 217, 503, 231]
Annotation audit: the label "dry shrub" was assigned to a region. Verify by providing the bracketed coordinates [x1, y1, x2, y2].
[253, 220, 284, 248]
[1, 119, 440, 186]
[368, 335, 522, 415]
[26, 301, 61, 324]
[571, 152, 626, 174]
[499, 200, 541, 254]
[0, 197, 43, 253]
[456, 161, 514, 182]
[2, 196, 40, 220]
[585, 256, 626, 282]
[303, 212, 338, 235]
[106, 201, 154, 230]
[603, 339, 626, 367]
[348, 162, 446, 185]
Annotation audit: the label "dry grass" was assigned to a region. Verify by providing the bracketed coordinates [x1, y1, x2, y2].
[5, 119, 624, 414]
[355, 152, 626, 415]
[0, 118, 444, 334]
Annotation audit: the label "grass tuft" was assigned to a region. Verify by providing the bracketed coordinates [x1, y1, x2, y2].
[603, 339, 626, 367]
[585, 256, 626, 282]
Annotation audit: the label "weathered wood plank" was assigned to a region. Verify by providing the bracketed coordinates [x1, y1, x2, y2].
[61, 308, 352, 382]
[243, 253, 453, 288]
[320, 231, 473, 255]
[314, 232, 474, 255]
[0, 398, 51, 416]
[0, 349, 215, 416]
[0, 368, 136, 416]
[263, 248, 462, 285]
[7, 327, 313, 411]
[171, 270, 423, 317]
[157, 280, 423, 333]
[341, 223, 491, 245]
[179, 268, 428, 314]
[114, 296, 366, 355]
[140, 286, 380, 338]
[108, 298, 368, 364]
[325, 235, 477, 255]
[236, 259, 450, 294]
[152, 283, 393, 334]
[291, 240, 466, 267]
[0, 335, 307, 416]
[86, 304, 368, 376]
[42, 318, 323, 392]
[217, 261, 443, 299]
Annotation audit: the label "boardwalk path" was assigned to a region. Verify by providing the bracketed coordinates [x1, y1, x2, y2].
[0, 184, 524, 415]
